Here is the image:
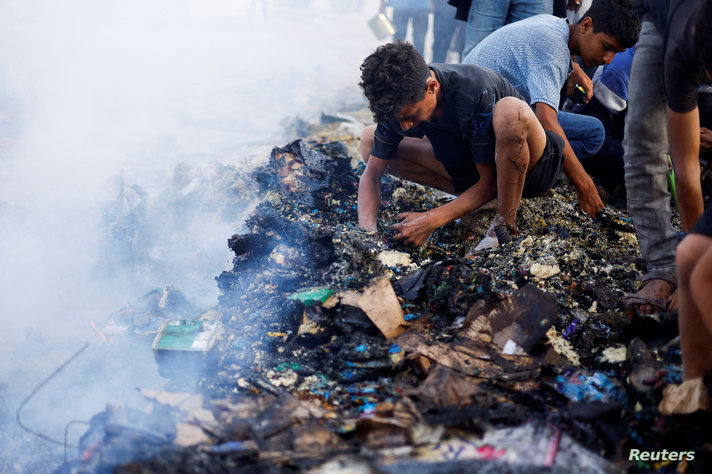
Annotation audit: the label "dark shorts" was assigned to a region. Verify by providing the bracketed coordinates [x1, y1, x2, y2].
[427, 134, 481, 194]
[521, 130, 566, 198]
[692, 204, 712, 237]
[433, 129, 564, 195]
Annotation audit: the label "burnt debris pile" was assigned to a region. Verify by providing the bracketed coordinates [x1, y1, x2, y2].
[73, 133, 712, 473]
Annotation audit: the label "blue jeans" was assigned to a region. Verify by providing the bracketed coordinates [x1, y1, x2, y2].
[432, 3, 465, 63]
[463, 0, 553, 58]
[622, 21, 677, 278]
[392, 8, 430, 56]
[557, 110, 605, 160]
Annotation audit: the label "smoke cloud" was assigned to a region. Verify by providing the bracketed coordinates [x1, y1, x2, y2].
[0, 0, 381, 470]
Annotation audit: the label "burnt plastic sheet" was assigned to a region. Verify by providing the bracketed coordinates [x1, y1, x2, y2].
[461, 284, 557, 353]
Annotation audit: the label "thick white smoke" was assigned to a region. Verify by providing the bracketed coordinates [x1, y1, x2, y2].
[0, 0, 383, 470]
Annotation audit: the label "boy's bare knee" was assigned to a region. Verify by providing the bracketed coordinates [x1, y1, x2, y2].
[493, 97, 531, 139]
[360, 125, 377, 162]
[677, 235, 708, 284]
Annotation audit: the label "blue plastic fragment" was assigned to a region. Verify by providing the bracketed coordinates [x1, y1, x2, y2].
[388, 344, 402, 354]
[563, 319, 579, 339]
[206, 441, 244, 453]
[555, 370, 626, 404]
[360, 403, 377, 413]
[663, 366, 683, 385]
[355, 344, 368, 352]
[347, 386, 376, 394]
[404, 313, 418, 322]
[341, 370, 358, 381]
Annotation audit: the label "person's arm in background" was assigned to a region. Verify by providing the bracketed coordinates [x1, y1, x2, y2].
[667, 107, 705, 231]
[535, 102, 604, 216]
[566, 60, 594, 102]
[358, 154, 389, 233]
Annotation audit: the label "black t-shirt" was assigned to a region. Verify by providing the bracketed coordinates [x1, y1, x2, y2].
[370, 63, 522, 174]
[664, 0, 710, 113]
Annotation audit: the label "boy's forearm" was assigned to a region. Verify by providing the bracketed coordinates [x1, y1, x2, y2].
[535, 103, 603, 215]
[432, 176, 497, 225]
[357, 176, 381, 232]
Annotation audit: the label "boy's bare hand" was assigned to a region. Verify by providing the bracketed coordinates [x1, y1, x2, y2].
[575, 181, 605, 217]
[392, 211, 438, 246]
[566, 63, 593, 102]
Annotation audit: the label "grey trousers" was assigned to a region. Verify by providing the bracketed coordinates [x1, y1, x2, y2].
[622, 21, 678, 280]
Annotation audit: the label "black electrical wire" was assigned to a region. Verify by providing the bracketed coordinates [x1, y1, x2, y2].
[15, 342, 91, 447]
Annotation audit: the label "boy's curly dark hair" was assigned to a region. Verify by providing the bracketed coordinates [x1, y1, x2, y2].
[694, 0, 712, 75]
[359, 42, 431, 123]
[581, 0, 640, 48]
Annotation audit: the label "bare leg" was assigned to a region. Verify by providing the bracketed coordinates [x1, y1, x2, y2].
[360, 125, 456, 193]
[492, 97, 547, 229]
[474, 97, 546, 250]
[677, 233, 712, 380]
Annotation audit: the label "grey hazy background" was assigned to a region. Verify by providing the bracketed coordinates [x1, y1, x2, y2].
[0, 0, 386, 470]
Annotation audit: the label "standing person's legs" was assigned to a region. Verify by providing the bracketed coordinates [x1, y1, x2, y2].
[432, 6, 458, 62]
[462, 0, 510, 58]
[557, 111, 605, 160]
[409, 9, 430, 57]
[507, 0, 553, 23]
[452, 24, 465, 62]
[622, 21, 678, 313]
[392, 8, 410, 43]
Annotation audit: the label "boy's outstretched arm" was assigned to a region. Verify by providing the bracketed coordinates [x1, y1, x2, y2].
[358, 155, 389, 233]
[535, 102, 604, 217]
[392, 163, 497, 246]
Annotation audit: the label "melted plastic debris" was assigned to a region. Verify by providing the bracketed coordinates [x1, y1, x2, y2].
[70, 113, 712, 474]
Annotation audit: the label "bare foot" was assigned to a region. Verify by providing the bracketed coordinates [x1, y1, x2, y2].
[626, 278, 675, 315]
[667, 288, 678, 311]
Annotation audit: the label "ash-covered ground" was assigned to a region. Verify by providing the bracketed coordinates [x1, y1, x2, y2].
[51, 114, 712, 473]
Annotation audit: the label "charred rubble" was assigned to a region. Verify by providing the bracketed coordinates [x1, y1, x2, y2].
[70, 126, 712, 473]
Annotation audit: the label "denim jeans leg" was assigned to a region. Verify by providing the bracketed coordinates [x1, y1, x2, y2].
[392, 8, 410, 43]
[462, 0, 509, 58]
[432, 8, 458, 62]
[557, 110, 605, 159]
[622, 21, 677, 276]
[507, 0, 553, 23]
[409, 9, 430, 56]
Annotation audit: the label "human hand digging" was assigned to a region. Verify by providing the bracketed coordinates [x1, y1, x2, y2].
[391, 211, 439, 247]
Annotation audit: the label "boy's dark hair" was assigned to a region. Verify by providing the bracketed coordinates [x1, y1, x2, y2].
[580, 0, 640, 48]
[359, 42, 431, 123]
[694, 0, 712, 74]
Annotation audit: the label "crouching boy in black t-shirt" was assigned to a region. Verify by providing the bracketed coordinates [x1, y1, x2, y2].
[357, 41, 565, 250]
